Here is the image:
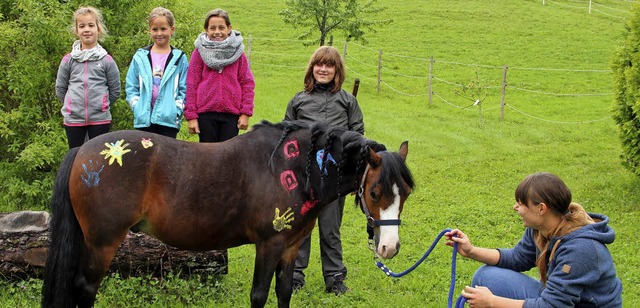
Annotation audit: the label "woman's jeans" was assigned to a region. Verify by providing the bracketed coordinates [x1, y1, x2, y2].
[471, 265, 543, 300]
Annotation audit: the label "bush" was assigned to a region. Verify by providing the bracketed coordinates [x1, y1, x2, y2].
[0, 0, 199, 211]
[612, 4, 640, 176]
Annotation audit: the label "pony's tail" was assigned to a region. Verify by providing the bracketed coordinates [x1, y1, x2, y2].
[42, 147, 82, 308]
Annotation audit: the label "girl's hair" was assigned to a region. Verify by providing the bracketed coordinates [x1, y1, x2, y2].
[514, 172, 571, 215]
[149, 7, 175, 27]
[72, 6, 108, 41]
[204, 8, 231, 29]
[304, 46, 346, 93]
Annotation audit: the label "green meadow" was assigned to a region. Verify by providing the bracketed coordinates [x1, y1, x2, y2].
[2, 0, 639, 306]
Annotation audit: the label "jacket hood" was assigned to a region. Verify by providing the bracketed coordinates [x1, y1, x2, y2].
[558, 213, 615, 245]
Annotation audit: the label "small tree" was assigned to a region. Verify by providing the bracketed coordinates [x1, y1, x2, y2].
[455, 69, 489, 127]
[612, 5, 640, 176]
[279, 0, 391, 46]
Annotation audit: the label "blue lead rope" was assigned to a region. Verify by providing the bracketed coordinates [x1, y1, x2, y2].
[374, 228, 467, 308]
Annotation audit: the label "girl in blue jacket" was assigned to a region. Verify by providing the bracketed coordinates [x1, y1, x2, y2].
[126, 7, 188, 138]
[446, 172, 622, 307]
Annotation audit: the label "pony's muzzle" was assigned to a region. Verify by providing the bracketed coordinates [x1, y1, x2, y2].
[377, 242, 400, 259]
[375, 233, 400, 259]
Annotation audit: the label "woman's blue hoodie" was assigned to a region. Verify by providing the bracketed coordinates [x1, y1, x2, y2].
[497, 213, 622, 307]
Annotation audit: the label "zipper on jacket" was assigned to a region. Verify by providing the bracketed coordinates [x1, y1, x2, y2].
[84, 61, 89, 124]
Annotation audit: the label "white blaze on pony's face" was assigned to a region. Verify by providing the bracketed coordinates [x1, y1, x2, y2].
[375, 183, 401, 259]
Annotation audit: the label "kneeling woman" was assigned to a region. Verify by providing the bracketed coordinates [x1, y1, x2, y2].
[446, 172, 622, 307]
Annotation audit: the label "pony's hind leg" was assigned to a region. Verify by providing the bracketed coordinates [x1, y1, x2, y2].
[75, 233, 129, 307]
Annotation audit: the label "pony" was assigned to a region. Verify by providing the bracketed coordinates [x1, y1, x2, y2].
[42, 120, 414, 307]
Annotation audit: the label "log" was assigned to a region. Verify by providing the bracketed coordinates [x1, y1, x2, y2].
[0, 211, 227, 280]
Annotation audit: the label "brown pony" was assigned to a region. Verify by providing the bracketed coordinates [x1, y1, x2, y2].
[42, 120, 414, 307]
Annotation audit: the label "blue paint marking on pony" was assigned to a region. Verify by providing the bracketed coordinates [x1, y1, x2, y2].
[374, 228, 467, 308]
[80, 160, 104, 187]
[315, 149, 336, 175]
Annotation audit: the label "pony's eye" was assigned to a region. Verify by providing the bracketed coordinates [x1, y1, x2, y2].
[369, 191, 379, 202]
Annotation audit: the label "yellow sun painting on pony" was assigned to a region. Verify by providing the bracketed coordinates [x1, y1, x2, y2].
[100, 139, 131, 166]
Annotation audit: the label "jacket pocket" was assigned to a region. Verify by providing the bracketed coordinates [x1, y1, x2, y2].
[102, 94, 109, 112]
[64, 97, 73, 115]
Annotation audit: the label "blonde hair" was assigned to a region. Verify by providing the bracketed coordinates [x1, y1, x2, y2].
[149, 7, 175, 27]
[304, 46, 346, 93]
[71, 6, 108, 41]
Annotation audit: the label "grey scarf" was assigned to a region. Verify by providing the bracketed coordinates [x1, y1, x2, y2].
[70, 40, 108, 62]
[194, 31, 244, 73]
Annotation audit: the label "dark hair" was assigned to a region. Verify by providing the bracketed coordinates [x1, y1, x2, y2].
[204, 8, 230, 29]
[303, 46, 346, 93]
[515, 172, 572, 215]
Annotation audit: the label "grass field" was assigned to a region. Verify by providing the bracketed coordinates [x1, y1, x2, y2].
[2, 0, 639, 307]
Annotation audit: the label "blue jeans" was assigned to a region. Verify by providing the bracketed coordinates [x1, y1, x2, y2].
[471, 265, 543, 300]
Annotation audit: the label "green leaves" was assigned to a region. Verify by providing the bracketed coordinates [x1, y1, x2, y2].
[612, 5, 640, 176]
[280, 0, 391, 46]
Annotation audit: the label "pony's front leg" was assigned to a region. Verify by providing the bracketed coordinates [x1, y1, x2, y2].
[274, 246, 299, 308]
[251, 238, 286, 308]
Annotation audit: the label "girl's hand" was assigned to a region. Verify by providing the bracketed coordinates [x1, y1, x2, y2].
[461, 286, 495, 308]
[238, 114, 249, 130]
[188, 119, 200, 134]
[444, 229, 473, 258]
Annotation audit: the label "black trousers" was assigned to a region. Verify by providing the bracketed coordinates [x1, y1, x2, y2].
[64, 124, 110, 149]
[136, 124, 179, 139]
[292, 196, 347, 288]
[196, 112, 239, 143]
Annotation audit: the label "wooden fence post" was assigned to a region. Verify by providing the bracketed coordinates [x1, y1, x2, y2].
[343, 40, 348, 60]
[352, 78, 360, 97]
[377, 49, 382, 94]
[428, 56, 434, 105]
[500, 65, 508, 121]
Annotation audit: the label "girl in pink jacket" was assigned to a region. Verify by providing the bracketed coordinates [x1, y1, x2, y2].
[185, 8, 255, 142]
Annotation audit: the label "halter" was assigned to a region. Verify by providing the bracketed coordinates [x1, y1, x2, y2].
[357, 164, 403, 229]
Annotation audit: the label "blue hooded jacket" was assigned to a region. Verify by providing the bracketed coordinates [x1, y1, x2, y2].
[126, 46, 188, 129]
[498, 213, 622, 307]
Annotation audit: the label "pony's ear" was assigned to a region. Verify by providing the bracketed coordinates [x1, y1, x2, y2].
[367, 147, 382, 168]
[398, 141, 409, 161]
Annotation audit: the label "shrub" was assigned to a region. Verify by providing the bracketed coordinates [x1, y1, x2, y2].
[0, 0, 198, 211]
[612, 4, 640, 176]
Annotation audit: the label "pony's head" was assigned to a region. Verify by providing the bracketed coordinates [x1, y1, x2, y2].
[338, 130, 414, 259]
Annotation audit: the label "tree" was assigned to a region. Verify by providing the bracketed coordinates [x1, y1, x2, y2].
[612, 5, 640, 176]
[279, 0, 391, 46]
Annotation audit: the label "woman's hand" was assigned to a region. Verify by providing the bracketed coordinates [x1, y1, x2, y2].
[461, 286, 495, 308]
[445, 229, 474, 258]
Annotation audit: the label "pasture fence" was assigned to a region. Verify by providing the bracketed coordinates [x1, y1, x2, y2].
[244, 0, 634, 125]
[246, 35, 614, 125]
[543, 0, 635, 19]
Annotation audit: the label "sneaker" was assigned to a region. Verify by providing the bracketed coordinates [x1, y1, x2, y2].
[326, 280, 350, 295]
[292, 280, 305, 291]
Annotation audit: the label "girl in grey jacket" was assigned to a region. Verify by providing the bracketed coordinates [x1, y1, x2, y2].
[55, 6, 121, 149]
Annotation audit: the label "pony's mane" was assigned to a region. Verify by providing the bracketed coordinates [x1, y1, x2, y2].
[260, 120, 412, 200]
[375, 151, 415, 196]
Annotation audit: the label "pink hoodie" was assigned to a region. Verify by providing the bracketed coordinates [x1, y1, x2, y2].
[184, 49, 255, 120]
